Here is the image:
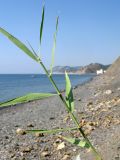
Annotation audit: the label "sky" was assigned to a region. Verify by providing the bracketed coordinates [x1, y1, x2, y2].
[0, 0, 120, 73]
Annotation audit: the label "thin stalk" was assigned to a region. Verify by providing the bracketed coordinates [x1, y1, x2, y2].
[38, 60, 102, 160]
[26, 127, 78, 134]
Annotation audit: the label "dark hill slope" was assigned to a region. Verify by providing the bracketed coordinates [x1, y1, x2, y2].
[106, 56, 120, 77]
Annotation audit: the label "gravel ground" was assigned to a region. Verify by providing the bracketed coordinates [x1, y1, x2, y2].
[0, 73, 120, 160]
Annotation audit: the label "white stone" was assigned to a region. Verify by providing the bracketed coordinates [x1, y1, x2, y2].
[16, 128, 26, 135]
[105, 90, 112, 95]
[57, 142, 65, 150]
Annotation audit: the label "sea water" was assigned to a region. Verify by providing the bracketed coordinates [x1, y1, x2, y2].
[0, 74, 95, 102]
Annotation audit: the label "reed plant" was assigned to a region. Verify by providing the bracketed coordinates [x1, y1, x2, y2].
[0, 4, 102, 160]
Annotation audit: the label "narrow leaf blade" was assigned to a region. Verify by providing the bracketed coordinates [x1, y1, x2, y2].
[50, 16, 59, 75]
[62, 137, 90, 149]
[0, 93, 56, 107]
[40, 5, 45, 45]
[65, 72, 74, 112]
[27, 127, 78, 134]
[0, 27, 38, 62]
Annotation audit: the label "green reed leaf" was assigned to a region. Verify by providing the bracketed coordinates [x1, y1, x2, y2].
[0, 27, 38, 62]
[26, 127, 78, 134]
[40, 5, 45, 45]
[65, 72, 74, 112]
[56, 16, 59, 32]
[62, 136, 90, 149]
[50, 16, 59, 75]
[0, 93, 56, 107]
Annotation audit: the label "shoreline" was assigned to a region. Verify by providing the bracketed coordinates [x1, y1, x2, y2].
[0, 74, 95, 109]
[0, 74, 96, 105]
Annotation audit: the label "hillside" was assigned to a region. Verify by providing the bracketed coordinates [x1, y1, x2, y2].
[50, 63, 110, 74]
[77, 63, 110, 74]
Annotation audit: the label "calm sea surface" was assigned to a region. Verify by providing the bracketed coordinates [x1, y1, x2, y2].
[0, 74, 95, 102]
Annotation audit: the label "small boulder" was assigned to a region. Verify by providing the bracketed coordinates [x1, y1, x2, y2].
[105, 90, 112, 95]
[41, 151, 50, 157]
[57, 142, 65, 150]
[16, 128, 26, 135]
[21, 146, 32, 153]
